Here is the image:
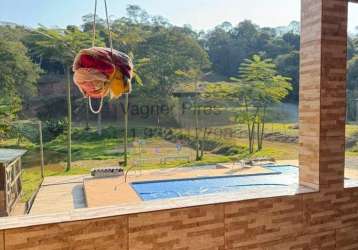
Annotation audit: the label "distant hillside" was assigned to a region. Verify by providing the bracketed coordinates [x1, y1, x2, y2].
[0, 21, 17, 27]
[274, 21, 300, 36]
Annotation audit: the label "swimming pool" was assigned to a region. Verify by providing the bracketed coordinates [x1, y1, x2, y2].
[131, 165, 299, 201]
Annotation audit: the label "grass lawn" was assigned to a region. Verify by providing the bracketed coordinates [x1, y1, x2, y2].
[233, 138, 298, 160]
[19, 135, 298, 202]
[21, 164, 94, 202]
[19, 135, 234, 201]
[346, 124, 358, 137]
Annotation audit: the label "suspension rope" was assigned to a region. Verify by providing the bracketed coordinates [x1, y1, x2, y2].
[104, 0, 113, 54]
[88, 96, 104, 114]
[88, 0, 113, 114]
[92, 0, 97, 48]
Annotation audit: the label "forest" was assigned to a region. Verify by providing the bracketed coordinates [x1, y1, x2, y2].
[1, 5, 298, 124]
[0, 5, 357, 119]
[1, 5, 358, 162]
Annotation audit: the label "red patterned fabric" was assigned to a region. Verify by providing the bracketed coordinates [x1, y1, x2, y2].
[73, 47, 133, 99]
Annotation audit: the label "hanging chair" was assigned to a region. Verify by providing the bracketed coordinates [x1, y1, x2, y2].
[72, 0, 134, 114]
[73, 47, 133, 99]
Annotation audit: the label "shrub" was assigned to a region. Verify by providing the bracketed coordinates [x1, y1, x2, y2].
[42, 119, 66, 142]
[212, 145, 245, 156]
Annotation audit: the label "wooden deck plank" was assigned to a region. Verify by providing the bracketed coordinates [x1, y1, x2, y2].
[29, 175, 87, 215]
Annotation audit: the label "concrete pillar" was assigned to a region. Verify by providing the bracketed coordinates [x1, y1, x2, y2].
[299, 0, 348, 189]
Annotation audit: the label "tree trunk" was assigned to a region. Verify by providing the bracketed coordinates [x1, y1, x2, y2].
[116, 101, 121, 122]
[156, 113, 160, 129]
[65, 67, 72, 172]
[247, 121, 252, 153]
[259, 122, 265, 150]
[124, 93, 129, 166]
[195, 127, 200, 160]
[256, 120, 264, 151]
[38, 121, 45, 178]
[16, 134, 21, 146]
[200, 127, 208, 159]
[244, 98, 254, 154]
[258, 107, 266, 150]
[194, 87, 200, 161]
[257, 120, 260, 151]
[248, 117, 257, 154]
[85, 99, 90, 130]
[97, 112, 102, 136]
[249, 122, 255, 153]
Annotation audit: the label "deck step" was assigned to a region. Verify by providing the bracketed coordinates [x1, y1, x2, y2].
[91, 167, 124, 178]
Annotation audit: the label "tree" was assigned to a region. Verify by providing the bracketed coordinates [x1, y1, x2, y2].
[348, 56, 358, 91]
[111, 8, 209, 162]
[348, 37, 357, 61]
[0, 38, 41, 105]
[275, 51, 299, 103]
[111, 16, 147, 167]
[81, 14, 106, 33]
[0, 96, 21, 139]
[204, 20, 301, 104]
[137, 28, 210, 127]
[233, 55, 292, 152]
[205, 26, 238, 76]
[347, 56, 358, 121]
[0, 37, 41, 137]
[205, 20, 281, 78]
[126, 5, 150, 24]
[175, 69, 206, 161]
[27, 26, 99, 171]
[282, 32, 300, 51]
[206, 55, 292, 153]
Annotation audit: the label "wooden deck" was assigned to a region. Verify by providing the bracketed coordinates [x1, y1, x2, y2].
[29, 175, 87, 215]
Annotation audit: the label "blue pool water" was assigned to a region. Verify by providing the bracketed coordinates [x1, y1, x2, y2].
[131, 165, 299, 201]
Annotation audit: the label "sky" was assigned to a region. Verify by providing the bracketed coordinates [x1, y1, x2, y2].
[0, 0, 358, 32]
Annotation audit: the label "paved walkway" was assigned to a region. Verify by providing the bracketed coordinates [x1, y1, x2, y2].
[29, 175, 87, 215]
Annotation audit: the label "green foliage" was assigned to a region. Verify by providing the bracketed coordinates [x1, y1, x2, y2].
[204, 21, 295, 78]
[212, 145, 246, 156]
[348, 37, 357, 61]
[126, 5, 150, 24]
[0, 39, 41, 100]
[236, 55, 292, 152]
[347, 56, 358, 121]
[205, 55, 292, 153]
[7, 122, 39, 144]
[42, 126, 128, 164]
[235, 55, 292, 105]
[36, 96, 67, 120]
[27, 25, 100, 67]
[348, 56, 358, 91]
[71, 126, 121, 142]
[25, 26, 98, 171]
[0, 32, 41, 136]
[275, 51, 299, 102]
[0, 96, 21, 138]
[42, 119, 66, 142]
[136, 28, 210, 97]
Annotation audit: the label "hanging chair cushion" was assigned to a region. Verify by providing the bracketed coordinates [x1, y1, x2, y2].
[73, 47, 133, 99]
